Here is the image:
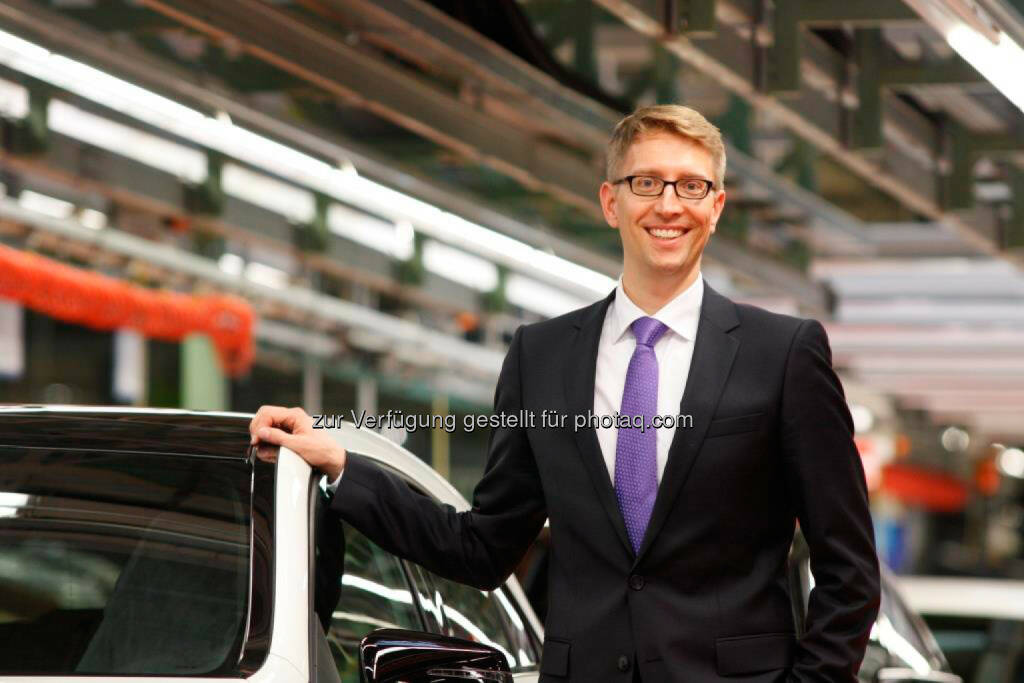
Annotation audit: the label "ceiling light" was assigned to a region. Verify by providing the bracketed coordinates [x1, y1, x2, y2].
[78, 207, 107, 230]
[18, 189, 73, 218]
[48, 100, 207, 182]
[506, 274, 589, 318]
[940, 425, 970, 452]
[222, 163, 315, 223]
[946, 25, 1024, 114]
[327, 203, 413, 260]
[997, 447, 1024, 478]
[0, 28, 615, 303]
[422, 240, 499, 292]
[244, 261, 289, 290]
[0, 76, 27, 118]
[218, 252, 244, 276]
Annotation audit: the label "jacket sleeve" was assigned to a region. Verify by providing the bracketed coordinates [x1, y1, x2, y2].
[782, 319, 881, 682]
[329, 324, 547, 591]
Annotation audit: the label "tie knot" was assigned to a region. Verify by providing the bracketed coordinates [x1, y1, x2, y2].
[631, 316, 668, 347]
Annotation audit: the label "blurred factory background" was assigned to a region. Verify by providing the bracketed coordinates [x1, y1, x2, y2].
[1, 1, 1024, 669]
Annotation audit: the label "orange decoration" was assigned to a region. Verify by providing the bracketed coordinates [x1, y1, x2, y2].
[0, 243, 254, 375]
[880, 462, 968, 512]
[975, 457, 1000, 496]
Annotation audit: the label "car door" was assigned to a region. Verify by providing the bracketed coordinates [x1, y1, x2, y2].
[403, 559, 541, 681]
[308, 467, 541, 683]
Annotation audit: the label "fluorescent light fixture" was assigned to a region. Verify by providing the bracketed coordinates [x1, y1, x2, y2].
[48, 100, 207, 183]
[349, 177, 615, 297]
[0, 76, 27, 118]
[18, 189, 73, 218]
[0, 28, 615, 301]
[221, 163, 315, 223]
[78, 207, 107, 230]
[244, 261, 288, 289]
[327, 203, 413, 260]
[506, 274, 588, 318]
[218, 252, 244, 276]
[946, 25, 1024, 114]
[422, 239, 499, 292]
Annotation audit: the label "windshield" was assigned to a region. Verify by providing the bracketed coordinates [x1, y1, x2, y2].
[0, 445, 270, 676]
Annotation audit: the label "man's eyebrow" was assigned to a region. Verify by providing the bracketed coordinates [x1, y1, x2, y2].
[625, 168, 708, 177]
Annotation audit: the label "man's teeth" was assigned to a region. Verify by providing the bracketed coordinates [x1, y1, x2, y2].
[649, 228, 684, 238]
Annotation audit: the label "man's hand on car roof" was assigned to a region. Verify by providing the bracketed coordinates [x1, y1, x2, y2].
[250, 405, 346, 480]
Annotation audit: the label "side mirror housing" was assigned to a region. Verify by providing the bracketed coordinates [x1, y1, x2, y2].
[359, 628, 512, 682]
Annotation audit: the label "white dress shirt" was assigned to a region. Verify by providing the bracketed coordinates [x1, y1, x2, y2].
[328, 273, 704, 492]
[594, 274, 703, 485]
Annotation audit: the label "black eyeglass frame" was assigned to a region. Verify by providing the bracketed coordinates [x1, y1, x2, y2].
[612, 175, 715, 200]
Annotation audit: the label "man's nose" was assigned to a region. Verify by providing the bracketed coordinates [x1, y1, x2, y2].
[654, 185, 685, 215]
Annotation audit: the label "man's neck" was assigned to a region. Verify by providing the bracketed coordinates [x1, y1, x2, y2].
[621, 268, 700, 315]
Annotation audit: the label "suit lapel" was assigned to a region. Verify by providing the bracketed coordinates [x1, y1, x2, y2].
[634, 280, 740, 566]
[564, 289, 634, 559]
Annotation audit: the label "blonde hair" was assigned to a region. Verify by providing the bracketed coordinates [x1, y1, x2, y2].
[605, 104, 726, 190]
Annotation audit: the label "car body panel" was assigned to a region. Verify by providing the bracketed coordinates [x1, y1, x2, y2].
[0, 408, 541, 683]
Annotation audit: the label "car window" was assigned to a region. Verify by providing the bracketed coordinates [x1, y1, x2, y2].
[0, 446, 266, 676]
[418, 568, 539, 673]
[321, 520, 423, 682]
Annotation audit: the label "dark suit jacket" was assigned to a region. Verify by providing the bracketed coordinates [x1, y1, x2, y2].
[331, 279, 881, 682]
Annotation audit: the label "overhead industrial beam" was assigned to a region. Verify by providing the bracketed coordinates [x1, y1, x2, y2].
[854, 29, 986, 151]
[0, 0, 623, 276]
[317, 0, 618, 147]
[593, 0, 1000, 256]
[770, 0, 919, 93]
[137, 0, 606, 218]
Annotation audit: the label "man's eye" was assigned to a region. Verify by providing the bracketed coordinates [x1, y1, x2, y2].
[683, 180, 703, 192]
[635, 177, 658, 189]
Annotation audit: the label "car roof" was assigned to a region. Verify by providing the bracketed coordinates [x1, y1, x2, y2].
[0, 405, 253, 459]
[0, 405, 468, 508]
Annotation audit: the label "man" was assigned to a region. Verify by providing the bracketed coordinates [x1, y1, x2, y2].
[251, 104, 881, 682]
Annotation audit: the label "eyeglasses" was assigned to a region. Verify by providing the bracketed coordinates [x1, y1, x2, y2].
[613, 175, 715, 200]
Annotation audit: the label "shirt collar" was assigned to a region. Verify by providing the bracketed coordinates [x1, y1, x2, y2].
[610, 273, 704, 343]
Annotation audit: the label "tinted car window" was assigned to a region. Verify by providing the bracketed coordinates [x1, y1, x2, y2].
[0, 447, 258, 675]
[324, 521, 423, 682]
[421, 569, 538, 672]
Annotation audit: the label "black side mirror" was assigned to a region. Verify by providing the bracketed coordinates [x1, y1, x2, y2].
[359, 629, 512, 682]
[876, 668, 963, 683]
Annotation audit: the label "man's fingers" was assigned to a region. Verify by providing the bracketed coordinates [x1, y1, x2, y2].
[250, 405, 284, 444]
[249, 405, 303, 444]
[256, 425, 297, 449]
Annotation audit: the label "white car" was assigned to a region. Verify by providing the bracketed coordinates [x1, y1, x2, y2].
[0, 407, 543, 682]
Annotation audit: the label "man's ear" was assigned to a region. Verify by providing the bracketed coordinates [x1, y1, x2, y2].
[599, 181, 620, 229]
[708, 188, 727, 234]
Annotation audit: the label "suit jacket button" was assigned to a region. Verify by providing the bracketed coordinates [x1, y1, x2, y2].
[628, 574, 645, 590]
[617, 655, 631, 672]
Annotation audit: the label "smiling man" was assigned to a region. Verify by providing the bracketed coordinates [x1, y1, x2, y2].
[251, 105, 881, 682]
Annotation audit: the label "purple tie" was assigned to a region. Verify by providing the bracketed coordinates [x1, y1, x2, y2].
[615, 316, 668, 554]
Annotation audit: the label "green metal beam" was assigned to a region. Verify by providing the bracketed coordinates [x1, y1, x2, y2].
[791, 0, 917, 24]
[943, 119, 975, 210]
[973, 134, 1024, 155]
[679, 0, 716, 36]
[852, 34, 991, 152]
[1007, 166, 1024, 249]
[573, 0, 597, 82]
[853, 29, 883, 150]
[770, 0, 919, 93]
[879, 60, 985, 86]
